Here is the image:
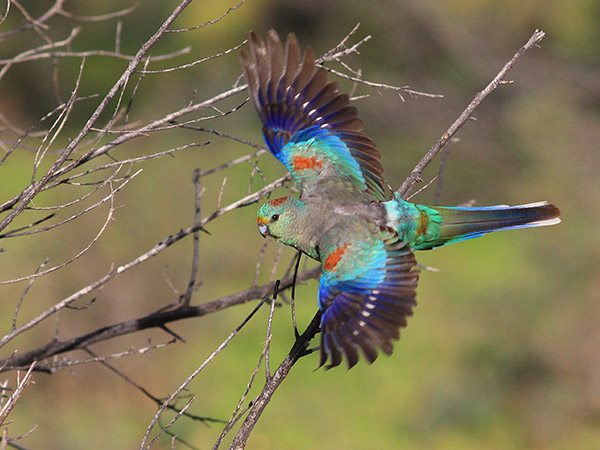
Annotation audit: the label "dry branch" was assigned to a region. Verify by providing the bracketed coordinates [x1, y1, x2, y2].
[228, 312, 322, 450]
[396, 29, 546, 197]
[0, 267, 321, 371]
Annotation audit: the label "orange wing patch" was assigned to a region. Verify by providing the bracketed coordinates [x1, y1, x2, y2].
[324, 243, 350, 272]
[268, 197, 288, 206]
[293, 155, 323, 171]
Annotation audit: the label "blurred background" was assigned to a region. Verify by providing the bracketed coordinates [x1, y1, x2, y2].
[0, 0, 599, 449]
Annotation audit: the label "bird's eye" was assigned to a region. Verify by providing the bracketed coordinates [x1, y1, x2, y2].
[271, 214, 279, 221]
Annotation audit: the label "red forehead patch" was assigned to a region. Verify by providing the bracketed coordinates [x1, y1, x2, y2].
[324, 243, 350, 272]
[293, 155, 322, 171]
[269, 197, 288, 207]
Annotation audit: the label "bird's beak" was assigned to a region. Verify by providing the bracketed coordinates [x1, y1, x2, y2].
[258, 223, 268, 237]
[257, 216, 269, 237]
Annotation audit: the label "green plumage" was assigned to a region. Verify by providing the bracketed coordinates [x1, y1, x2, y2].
[386, 195, 561, 250]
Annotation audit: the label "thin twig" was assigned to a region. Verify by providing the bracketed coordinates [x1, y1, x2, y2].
[0, 47, 191, 65]
[228, 311, 322, 450]
[0, 168, 137, 239]
[167, 1, 245, 33]
[83, 348, 222, 424]
[183, 169, 204, 306]
[0, 362, 37, 428]
[137, 41, 246, 74]
[12, 259, 49, 331]
[0, 173, 135, 279]
[396, 29, 546, 197]
[211, 282, 280, 450]
[58, 5, 137, 22]
[140, 295, 270, 450]
[319, 64, 443, 99]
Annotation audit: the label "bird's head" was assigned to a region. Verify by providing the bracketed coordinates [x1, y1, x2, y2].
[256, 196, 303, 241]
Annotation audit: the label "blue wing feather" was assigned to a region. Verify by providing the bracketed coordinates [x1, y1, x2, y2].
[241, 30, 386, 200]
[318, 232, 419, 369]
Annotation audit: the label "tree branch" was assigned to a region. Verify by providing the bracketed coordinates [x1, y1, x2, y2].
[0, 267, 321, 371]
[396, 29, 546, 198]
[0, 0, 194, 233]
[228, 311, 322, 450]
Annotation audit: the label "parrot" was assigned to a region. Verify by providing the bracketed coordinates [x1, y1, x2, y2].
[240, 30, 561, 369]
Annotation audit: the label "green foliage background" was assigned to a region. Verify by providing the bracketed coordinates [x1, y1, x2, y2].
[1, 0, 598, 449]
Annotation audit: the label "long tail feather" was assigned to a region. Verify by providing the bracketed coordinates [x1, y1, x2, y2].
[416, 201, 561, 250]
[387, 196, 561, 250]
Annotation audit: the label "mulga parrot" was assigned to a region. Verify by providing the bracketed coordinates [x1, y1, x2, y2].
[240, 30, 560, 369]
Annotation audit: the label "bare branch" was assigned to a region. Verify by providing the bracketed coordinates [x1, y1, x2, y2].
[83, 348, 223, 424]
[0, 362, 36, 428]
[0, 0, 64, 39]
[0, 27, 81, 81]
[320, 22, 364, 60]
[228, 311, 322, 450]
[58, 4, 137, 22]
[211, 290, 278, 450]
[167, 1, 245, 33]
[12, 259, 48, 331]
[0, 266, 322, 370]
[140, 293, 271, 450]
[317, 24, 442, 99]
[0, 0, 10, 27]
[0, 172, 135, 280]
[0, 47, 192, 65]
[319, 64, 443, 99]
[137, 41, 246, 74]
[183, 169, 204, 306]
[0, 170, 290, 350]
[0, 0, 195, 233]
[396, 29, 546, 197]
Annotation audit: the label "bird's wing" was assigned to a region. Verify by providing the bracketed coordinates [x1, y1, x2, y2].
[318, 229, 419, 369]
[240, 29, 386, 200]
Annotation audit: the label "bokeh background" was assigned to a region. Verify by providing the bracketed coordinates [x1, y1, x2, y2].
[1, 0, 599, 449]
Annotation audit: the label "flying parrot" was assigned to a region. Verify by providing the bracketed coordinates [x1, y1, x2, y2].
[240, 30, 560, 369]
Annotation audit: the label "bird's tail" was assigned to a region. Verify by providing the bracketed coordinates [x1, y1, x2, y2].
[390, 196, 561, 250]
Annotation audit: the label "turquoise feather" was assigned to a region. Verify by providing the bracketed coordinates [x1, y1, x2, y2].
[385, 194, 561, 250]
